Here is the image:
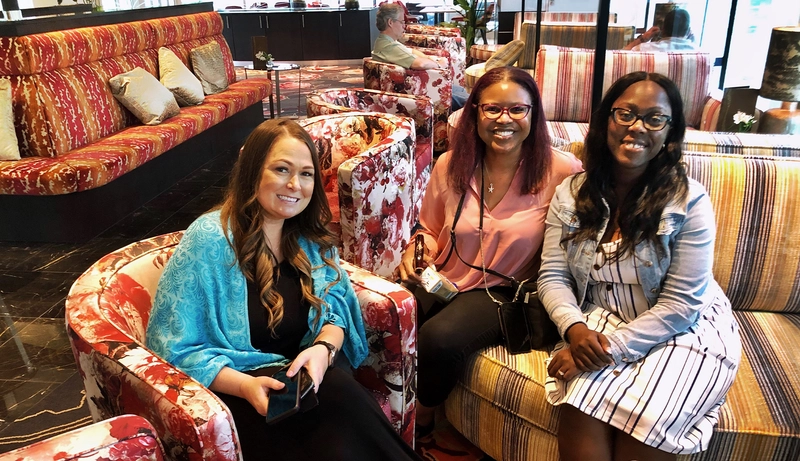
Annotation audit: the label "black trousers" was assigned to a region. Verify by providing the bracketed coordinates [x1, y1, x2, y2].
[416, 286, 515, 407]
[216, 366, 421, 461]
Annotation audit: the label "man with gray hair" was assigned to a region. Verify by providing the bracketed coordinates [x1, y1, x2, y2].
[372, 2, 468, 109]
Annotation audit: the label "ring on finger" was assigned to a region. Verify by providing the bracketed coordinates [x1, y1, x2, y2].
[557, 370, 565, 377]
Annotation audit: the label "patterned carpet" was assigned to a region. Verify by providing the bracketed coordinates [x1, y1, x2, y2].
[235, 64, 366, 119]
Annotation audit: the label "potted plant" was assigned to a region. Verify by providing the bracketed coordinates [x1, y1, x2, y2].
[452, 0, 490, 51]
[254, 51, 274, 70]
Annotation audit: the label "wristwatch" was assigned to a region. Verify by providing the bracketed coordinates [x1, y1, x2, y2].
[313, 340, 337, 367]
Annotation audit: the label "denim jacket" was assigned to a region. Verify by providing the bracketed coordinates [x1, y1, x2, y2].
[538, 174, 728, 364]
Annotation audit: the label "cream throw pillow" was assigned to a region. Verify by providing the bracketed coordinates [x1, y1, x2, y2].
[485, 40, 526, 71]
[190, 41, 229, 95]
[109, 67, 180, 125]
[0, 79, 21, 161]
[158, 47, 205, 106]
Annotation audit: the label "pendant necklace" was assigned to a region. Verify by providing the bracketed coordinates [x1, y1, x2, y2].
[482, 162, 494, 193]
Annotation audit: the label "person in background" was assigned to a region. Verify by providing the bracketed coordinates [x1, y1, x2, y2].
[625, 8, 697, 51]
[146, 118, 422, 461]
[539, 72, 741, 460]
[372, 2, 469, 110]
[397, 66, 582, 438]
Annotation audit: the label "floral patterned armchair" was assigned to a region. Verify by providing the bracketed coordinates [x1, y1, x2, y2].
[0, 415, 164, 461]
[65, 232, 418, 461]
[363, 55, 452, 153]
[405, 24, 462, 37]
[306, 88, 433, 226]
[402, 32, 467, 88]
[297, 112, 415, 278]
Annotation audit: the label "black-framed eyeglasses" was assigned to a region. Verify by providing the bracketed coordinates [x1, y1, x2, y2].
[478, 104, 532, 120]
[610, 107, 672, 131]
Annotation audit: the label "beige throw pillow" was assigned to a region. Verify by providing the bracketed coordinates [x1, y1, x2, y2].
[190, 41, 229, 95]
[159, 47, 205, 106]
[109, 67, 180, 125]
[0, 79, 21, 161]
[485, 40, 526, 71]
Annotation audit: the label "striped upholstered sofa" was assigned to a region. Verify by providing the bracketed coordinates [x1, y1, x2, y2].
[445, 151, 800, 460]
[66, 231, 418, 460]
[0, 12, 270, 242]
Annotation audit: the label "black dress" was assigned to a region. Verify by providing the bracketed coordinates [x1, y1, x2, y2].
[214, 260, 421, 461]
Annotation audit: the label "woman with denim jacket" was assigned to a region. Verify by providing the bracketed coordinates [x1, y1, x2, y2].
[538, 72, 741, 460]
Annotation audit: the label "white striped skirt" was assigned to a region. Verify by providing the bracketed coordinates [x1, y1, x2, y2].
[545, 299, 741, 454]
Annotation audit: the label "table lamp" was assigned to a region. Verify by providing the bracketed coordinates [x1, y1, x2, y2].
[758, 26, 800, 135]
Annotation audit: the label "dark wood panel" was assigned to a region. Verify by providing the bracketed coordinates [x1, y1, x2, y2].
[338, 9, 372, 59]
[229, 13, 265, 61]
[264, 13, 303, 61]
[301, 11, 339, 60]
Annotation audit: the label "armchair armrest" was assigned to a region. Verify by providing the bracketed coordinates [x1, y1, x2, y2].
[363, 58, 453, 152]
[0, 414, 164, 461]
[66, 234, 241, 461]
[342, 260, 418, 445]
[336, 116, 416, 278]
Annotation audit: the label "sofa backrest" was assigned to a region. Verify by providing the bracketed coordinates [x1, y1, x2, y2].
[402, 33, 466, 87]
[535, 45, 711, 127]
[405, 24, 461, 37]
[683, 151, 800, 313]
[513, 11, 619, 41]
[0, 12, 234, 158]
[517, 22, 635, 68]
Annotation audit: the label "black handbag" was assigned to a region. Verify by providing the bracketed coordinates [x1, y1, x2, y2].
[497, 286, 560, 354]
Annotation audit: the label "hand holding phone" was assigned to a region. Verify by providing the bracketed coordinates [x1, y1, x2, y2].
[265, 366, 317, 425]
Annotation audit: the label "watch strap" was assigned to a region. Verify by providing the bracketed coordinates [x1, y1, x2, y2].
[312, 340, 337, 367]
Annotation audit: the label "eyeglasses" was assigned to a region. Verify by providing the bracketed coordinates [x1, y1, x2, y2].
[392, 17, 405, 25]
[610, 107, 672, 131]
[478, 104, 532, 120]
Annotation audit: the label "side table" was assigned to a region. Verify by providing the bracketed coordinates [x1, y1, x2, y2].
[243, 62, 301, 119]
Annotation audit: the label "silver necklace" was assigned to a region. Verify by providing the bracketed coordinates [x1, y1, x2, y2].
[483, 163, 495, 193]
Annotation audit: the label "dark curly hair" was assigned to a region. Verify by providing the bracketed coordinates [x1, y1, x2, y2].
[564, 72, 688, 260]
[447, 66, 552, 195]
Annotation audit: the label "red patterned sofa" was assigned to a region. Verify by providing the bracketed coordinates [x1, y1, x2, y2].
[298, 112, 416, 278]
[305, 87, 433, 225]
[0, 11, 270, 242]
[0, 414, 165, 461]
[65, 231, 418, 461]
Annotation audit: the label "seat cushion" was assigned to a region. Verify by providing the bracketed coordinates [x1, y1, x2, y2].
[446, 311, 800, 461]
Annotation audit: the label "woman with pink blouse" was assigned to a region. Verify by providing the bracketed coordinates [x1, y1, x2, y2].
[397, 67, 583, 438]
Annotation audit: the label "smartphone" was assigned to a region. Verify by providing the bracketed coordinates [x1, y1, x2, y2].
[413, 234, 425, 274]
[264, 367, 316, 425]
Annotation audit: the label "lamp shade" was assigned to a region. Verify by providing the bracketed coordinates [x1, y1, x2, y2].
[760, 26, 800, 102]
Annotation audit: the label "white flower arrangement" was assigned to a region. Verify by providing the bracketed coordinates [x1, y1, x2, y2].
[255, 51, 273, 63]
[732, 111, 756, 133]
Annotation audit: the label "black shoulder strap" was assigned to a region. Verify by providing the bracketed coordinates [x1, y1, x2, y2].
[438, 191, 466, 270]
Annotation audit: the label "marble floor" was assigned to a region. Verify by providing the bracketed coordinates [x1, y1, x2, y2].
[0, 149, 236, 453]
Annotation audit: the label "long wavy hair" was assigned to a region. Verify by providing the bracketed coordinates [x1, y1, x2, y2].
[218, 118, 338, 334]
[565, 72, 688, 260]
[447, 66, 552, 195]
